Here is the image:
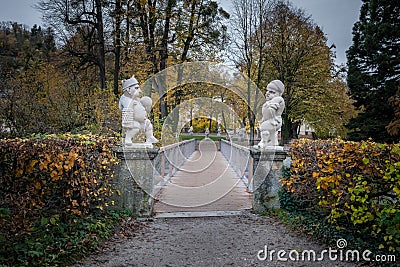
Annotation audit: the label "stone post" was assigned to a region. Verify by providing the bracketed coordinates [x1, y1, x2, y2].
[250, 148, 288, 212]
[114, 147, 159, 217]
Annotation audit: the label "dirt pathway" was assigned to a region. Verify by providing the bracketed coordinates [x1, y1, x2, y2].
[75, 213, 357, 267]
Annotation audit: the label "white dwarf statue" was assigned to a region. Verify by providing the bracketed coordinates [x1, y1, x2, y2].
[119, 75, 158, 147]
[205, 128, 210, 138]
[256, 80, 285, 149]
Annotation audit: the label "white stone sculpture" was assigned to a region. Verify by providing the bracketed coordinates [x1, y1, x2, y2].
[256, 80, 285, 150]
[205, 128, 210, 139]
[119, 75, 158, 147]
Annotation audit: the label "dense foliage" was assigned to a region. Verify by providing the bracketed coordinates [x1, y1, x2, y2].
[1, 1, 229, 138]
[0, 134, 119, 266]
[231, 0, 356, 143]
[36, 0, 229, 115]
[1, 1, 360, 142]
[0, 23, 120, 137]
[282, 139, 400, 252]
[346, 0, 400, 142]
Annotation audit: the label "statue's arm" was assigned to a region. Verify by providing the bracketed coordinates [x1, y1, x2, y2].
[118, 98, 123, 111]
[270, 97, 284, 108]
[262, 97, 284, 120]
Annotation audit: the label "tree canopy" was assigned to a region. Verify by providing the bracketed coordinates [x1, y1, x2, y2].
[346, 0, 400, 143]
[0, 0, 363, 142]
[231, 0, 356, 142]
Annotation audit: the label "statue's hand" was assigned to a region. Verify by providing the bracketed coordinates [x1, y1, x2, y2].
[269, 103, 279, 109]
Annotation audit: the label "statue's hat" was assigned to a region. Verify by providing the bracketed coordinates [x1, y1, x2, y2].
[122, 75, 139, 90]
[267, 80, 284, 94]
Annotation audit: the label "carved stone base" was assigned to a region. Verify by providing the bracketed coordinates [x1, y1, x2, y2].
[250, 148, 288, 212]
[114, 147, 159, 216]
[253, 145, 284, 151]
[124, 143, 154, 149]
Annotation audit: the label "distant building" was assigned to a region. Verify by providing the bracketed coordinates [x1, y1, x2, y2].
[298, 123, 315, 139]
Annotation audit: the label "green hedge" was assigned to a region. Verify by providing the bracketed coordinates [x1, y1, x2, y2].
[0, 134, 119, 265]
[282, 139, 400, 252]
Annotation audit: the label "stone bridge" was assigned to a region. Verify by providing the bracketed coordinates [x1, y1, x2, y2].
[114, 139, 288, 217]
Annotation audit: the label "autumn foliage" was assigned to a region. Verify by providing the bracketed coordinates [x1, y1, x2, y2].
[282, 139, 400, 252]
[0, 134, 118, 246]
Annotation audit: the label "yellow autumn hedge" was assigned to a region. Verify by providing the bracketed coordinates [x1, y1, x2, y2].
[282, 139, 400, 252]
[0, 134, 118, 244]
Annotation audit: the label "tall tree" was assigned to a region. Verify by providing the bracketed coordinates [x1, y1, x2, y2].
[111, 0, 124, 96]
[37, 0, 108, 89]
[232, 0, 355, 143]
[170, 0, 229, 132]
[131, 0, 228, 118]
[231, 0, 271, 145]
[0, 23, 84, 136]
[346, 0, 400, 142]
[263, 1, 339, 142]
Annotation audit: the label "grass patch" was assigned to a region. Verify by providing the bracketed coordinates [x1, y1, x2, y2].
[0, 209, 133, 267]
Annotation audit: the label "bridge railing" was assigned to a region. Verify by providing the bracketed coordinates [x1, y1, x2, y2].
[158, 139, 196, 177]
[220, 139, 252, 191]
[153, 139, 197, 194]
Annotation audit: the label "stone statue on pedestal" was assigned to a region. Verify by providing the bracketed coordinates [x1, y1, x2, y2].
[205, 128, 210, 139]
[119, 75, 158, 147]
[256, 80, 285, 150]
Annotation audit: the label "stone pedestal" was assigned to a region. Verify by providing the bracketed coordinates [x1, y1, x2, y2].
[114, 147, 159, 216]
[250, 148, 288, 212]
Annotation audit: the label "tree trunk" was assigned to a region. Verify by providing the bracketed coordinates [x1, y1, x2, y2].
[247, 68, 256, 146]
[169, 0, 198, 131]
[114, 0, 122, 96]
[159, 0, 174, 71]
[135, 0, 167, 117]
[159, 0, 175, 119]
[158, 80, 168, 118]
[281, 114, 291, 145]
[281, 113, 299, 145]
[95, 0, 106, 89]
[113, 0, 123, 96]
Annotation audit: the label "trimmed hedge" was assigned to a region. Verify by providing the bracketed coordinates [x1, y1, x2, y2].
[0, 134, 118, 264]
[282, 139, 400, 252]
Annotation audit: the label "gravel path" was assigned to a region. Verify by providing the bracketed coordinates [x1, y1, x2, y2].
[75, 213, 357, 267]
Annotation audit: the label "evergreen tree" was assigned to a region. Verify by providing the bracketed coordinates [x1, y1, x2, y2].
[346, 0, 400, 142]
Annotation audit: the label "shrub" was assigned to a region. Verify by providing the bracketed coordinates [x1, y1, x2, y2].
[282, 139, 400, 252]
[0, 134, 119, 265]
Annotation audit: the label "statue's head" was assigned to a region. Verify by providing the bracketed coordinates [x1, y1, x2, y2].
[267, 80, 284, 95]
[265, 80, 284, 101]
[122, 75, 139, 91]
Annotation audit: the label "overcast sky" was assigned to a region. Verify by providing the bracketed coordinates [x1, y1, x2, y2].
[290, 0, 362, 66]
[1, 0, 363, 66]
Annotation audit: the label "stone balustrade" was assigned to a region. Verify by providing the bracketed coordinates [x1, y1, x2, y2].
[114, 138, 288, 216]
[220, 140, 251, 190]
[114, 139, 196, 216]
[220, 139, 289, 212]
